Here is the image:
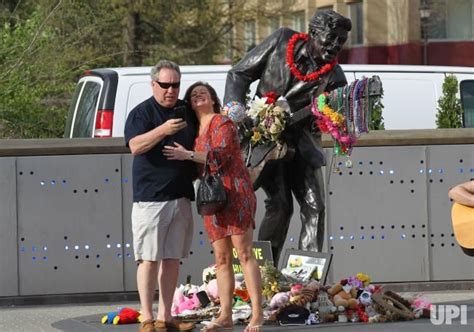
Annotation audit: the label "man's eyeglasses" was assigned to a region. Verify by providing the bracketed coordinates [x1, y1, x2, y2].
[155, 81, 180, 89]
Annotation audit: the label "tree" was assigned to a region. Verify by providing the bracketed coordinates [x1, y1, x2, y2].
[436, 75, 463, 128]
[0, 0, 263, 138]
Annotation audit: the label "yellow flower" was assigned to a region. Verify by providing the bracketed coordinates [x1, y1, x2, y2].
[251, 130, 262, 144]
[270, 281, 279, 292]
[356, 273, 371, 286]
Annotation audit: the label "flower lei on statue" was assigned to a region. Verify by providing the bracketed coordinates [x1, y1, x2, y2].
[286, 33, 337, 82]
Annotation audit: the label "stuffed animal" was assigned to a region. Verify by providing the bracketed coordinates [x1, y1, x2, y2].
[270, 292, 291, 309]
[101, 307, 141, 324]
[313, 290, 337, 323]
[206, 278, 219, 302]
[176, 293, 201, 314]
[206, 278, 241, 303]
[327, 279, 359, 310]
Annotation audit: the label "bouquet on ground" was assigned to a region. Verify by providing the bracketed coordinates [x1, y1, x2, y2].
[246, 92, 291, 146]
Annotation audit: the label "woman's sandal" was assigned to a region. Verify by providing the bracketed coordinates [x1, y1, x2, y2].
[200, 320, 234, 331]
[244, 324, 262, 332]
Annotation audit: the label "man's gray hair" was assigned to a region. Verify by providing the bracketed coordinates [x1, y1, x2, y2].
[150, 60, 181, 80]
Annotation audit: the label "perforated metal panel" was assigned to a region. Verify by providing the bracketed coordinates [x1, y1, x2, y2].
[0, 158, 18, 296]
[326, 146, 430, 282]
[121, 154, 137, 291]
[16, 155, 124, 295]
[427, 145, 474, 280]
[1, 142, 473, 298]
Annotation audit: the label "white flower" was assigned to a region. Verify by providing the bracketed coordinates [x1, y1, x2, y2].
[275, 100, 291, 114]
[269, 123, 279, 134]
[248, 96, 268, 119]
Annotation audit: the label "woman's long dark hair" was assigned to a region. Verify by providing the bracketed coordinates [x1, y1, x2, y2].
[184, 81, 222, 114]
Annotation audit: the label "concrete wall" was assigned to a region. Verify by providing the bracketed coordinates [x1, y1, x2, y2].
[0, 130, 473, 297]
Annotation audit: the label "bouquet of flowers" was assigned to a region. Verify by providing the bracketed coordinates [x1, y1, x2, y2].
[247, 92, 290, 146]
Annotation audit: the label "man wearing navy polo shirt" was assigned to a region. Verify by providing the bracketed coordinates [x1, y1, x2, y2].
[125, 60, 196, 332]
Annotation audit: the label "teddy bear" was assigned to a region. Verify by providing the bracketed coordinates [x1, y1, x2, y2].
[327, 279, 359, 310]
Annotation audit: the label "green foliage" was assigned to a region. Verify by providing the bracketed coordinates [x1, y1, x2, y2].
[0, 0, 258, 138]
[436, 75, 463, 128]
[0, 1, 122, 138]
[369, 95, 385, 130]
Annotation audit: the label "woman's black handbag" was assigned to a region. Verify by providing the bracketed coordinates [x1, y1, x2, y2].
[196, 157, 227, 216]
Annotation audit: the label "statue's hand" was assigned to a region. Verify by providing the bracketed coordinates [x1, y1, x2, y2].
[237, 116, 254, 142]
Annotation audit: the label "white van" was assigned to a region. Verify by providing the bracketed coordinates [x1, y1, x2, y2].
[64, 65, 232, 138]
[64, 64, 474, 137]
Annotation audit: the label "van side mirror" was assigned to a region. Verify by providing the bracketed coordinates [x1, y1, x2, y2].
[460, 80, 474, 128]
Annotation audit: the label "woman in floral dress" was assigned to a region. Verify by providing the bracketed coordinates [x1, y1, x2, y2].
[163, 82, 263, 332]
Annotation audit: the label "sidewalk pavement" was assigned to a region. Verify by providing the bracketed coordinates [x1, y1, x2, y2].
[1, 290, 474, 331]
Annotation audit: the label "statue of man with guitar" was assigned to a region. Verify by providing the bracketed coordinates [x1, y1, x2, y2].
[224, 9, 352, 263]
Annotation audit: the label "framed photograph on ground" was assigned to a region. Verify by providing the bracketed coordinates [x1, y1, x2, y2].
[280, 249, 332, 284]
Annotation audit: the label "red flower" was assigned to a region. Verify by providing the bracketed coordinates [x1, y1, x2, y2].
[263, 91, 278, 105]
[316, 119, 329, 133]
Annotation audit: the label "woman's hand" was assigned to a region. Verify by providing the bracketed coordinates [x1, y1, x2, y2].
[163, 142, 192, 160]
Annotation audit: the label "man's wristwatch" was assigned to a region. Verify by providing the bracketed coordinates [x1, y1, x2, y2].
[189, 151, 195, 160]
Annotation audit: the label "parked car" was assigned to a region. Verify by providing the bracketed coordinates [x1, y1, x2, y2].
[64, 64, 474, 138]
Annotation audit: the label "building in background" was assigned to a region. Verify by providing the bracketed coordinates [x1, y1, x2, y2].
[223, 0, 474, 66]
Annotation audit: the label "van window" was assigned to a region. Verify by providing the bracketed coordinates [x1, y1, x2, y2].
[64, 82, 84, 137]
[460, 80, 474, 128]
[71, 81, 101, 137]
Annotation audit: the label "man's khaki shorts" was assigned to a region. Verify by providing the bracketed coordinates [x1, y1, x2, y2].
[131, 198, 193, 262]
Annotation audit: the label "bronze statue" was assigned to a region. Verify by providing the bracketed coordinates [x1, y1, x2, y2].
[224, 9, 352, 264]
